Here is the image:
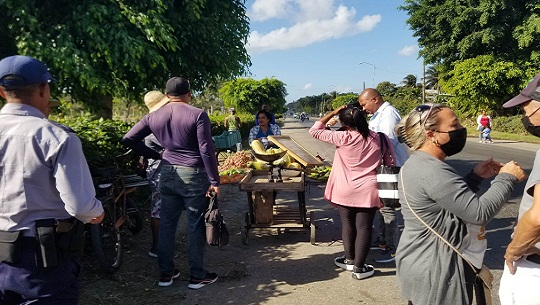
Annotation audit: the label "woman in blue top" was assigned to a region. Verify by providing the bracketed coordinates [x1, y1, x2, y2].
[249, 110, 281, 149]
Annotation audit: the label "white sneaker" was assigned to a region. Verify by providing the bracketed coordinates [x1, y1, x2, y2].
[352, 264, 375, 280]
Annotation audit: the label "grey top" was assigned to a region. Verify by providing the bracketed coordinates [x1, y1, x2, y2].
[396, 151, 518, 305]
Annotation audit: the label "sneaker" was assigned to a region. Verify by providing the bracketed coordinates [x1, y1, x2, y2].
[158, 269, 180, 287]
[148, 249, 158, 258]
[334, 256, 354, 271]
[352, 264, 375, 280]
[148, 249, 179, 259]
[374, 249, 396, 263]
[370, 240, 387, 250]
[188, 272, 218, 290]
[479, 140, 484, 143]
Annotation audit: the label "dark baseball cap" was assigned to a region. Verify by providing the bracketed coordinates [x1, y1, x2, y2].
[503, 73, 540, 108]
[165, 77, 190, 96]
[0, 55, 56, 87]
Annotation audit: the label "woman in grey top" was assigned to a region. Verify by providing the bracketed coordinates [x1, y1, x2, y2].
[395, 104, 526, 305]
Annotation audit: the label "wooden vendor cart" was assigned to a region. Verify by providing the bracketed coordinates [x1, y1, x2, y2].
[238, 135, 323, 245]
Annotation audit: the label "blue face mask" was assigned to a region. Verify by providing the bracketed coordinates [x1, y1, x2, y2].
[438, 128, 467, 156]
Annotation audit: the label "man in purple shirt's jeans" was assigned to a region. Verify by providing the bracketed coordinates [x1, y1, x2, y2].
[122, 77, 220, 289]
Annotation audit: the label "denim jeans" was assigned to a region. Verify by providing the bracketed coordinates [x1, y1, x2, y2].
[375, 205, 398, 250]
[157, 164, 210, 279]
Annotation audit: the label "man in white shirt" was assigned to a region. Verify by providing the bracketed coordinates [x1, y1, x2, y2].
[359, 88, 409, 263]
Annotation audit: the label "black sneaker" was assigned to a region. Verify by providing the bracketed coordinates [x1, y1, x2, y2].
[188, 272, 218, 290]
[352, 264, 375, 280]
[158, 269, 180, 287]
[373, 249, 396, 263]
[334, 256, 354, 271]
[370, 239, 387, 250]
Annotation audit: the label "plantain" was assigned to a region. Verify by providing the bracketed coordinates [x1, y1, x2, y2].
[250, 140, 267, 154]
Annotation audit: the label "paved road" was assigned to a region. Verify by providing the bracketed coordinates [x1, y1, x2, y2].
[280, 117, 537, 305]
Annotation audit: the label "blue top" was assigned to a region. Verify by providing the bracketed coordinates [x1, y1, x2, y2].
[0, 103, 103, 235]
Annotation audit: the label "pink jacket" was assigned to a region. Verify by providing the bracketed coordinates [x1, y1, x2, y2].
[309, 121, 395, 208]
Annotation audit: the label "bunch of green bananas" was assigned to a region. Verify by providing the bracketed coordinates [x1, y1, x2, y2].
[308, 165, 332, 180]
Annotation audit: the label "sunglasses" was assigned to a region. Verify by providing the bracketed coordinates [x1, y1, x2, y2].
[415, 104, 442, 129]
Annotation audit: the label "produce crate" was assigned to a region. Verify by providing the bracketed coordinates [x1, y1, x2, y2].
[213, 130, 241, 149]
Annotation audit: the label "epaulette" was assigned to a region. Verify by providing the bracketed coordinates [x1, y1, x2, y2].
[47, 119, 76, 133]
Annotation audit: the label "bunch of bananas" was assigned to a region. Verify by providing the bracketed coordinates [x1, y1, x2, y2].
[308, 165, 332, 181]
[249, 140, 302, 169]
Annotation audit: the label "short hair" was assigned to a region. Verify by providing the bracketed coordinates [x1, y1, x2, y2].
[257, 110, 271, 121]
[397, 104, 449, 150]
[1, 84, 42, 99]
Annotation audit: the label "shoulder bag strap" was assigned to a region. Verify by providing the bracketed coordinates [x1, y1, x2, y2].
[377, 132, 395, 166]
[399, 173, 479, 274]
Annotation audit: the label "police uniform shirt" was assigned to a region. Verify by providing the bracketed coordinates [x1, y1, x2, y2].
[0, 103, 103, 235]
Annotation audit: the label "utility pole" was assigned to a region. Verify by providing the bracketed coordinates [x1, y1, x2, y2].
[422, 62, 426, 103]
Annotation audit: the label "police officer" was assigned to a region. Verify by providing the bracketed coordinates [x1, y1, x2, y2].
[0, 55, 104, 304]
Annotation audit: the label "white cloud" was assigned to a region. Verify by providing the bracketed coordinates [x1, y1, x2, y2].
[303, 83, 312, 90]
[250, 0, 293, 21]
[398, 45, 419, 56]
[247, 1, 381, 54]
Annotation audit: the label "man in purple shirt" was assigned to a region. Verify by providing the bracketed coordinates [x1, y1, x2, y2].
[122, 77, 219, 289]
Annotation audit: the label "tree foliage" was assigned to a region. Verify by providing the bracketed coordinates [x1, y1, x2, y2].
[1, 0, 251, 116]
[401, 0, 540, 113]
[218, 78, 288, 115]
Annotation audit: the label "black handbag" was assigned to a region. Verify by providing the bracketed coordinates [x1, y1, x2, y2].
[204, 192, 229, 247]
[376, 132, 400, 208]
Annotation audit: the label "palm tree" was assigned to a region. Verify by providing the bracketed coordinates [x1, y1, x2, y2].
[424, 65, 440, 91]
[401, 74, 417, 87]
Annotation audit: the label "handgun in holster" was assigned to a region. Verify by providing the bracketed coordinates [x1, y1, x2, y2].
[35, 219, 59, 268]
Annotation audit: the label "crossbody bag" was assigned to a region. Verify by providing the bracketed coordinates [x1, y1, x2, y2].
[400, 173, 493, 305]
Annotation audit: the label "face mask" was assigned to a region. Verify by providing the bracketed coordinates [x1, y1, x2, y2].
[522, 116, 540, 137]
[438, 128, 467, 157]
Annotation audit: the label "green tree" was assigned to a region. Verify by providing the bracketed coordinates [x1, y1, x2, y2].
[439, 55, 525, 115]
[331, 93, 358, 109]
[1, 0, 251, 118]
[401, 74, 418, 87]
[218, 77, 288, 115]
[377, 81, 398, 97]
[424, 65, 440, 91]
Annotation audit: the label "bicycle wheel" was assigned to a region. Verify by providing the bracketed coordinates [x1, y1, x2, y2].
[90, 203, 123, 274]
[126, 197, 144, 235]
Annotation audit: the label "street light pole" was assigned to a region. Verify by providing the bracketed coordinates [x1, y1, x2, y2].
[359, 61, 376, 87]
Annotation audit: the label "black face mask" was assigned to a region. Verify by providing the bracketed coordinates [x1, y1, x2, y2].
[438, 128, 467, 157]
[522, 116, 540, 137]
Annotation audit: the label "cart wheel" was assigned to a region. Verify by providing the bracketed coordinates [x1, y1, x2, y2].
[241, 212, 250, 245]
[310, 211, 316, 245]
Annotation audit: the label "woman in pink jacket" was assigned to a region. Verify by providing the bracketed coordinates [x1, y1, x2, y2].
[309, 103, 395, 280]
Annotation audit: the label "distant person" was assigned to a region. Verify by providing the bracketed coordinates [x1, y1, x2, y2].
[396, 103, 525, 305]
[141, 91, 169, 258]
[499, 73, 540, 305]
[122, 76, 220, 289]
[254, 104, 275, 125]
[224, 107, 241, 131]
[310, 103, 395, 280]
[477, 110, 492, 143]
[0, 55, 104, 304]
[359, 88, 409, 263]
[249, 109, 281, 149]
[482, 125, 493, 144]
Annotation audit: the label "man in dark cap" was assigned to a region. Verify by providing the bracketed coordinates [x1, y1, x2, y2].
[122, 76, 220, 289]
[499, 74, 540, 304]
[0, 55, 104, 304]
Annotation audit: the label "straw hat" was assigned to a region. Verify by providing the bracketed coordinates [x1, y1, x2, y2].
[144, 91, 169, 112]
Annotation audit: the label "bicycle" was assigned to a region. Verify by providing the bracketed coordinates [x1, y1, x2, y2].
[90, 150, 147, 273]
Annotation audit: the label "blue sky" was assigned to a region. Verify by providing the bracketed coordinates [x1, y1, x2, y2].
[244, 0, 423, 104]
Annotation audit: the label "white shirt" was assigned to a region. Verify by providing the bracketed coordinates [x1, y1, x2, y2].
[0, 103, 103, 235]
[368, 101, 409, 167]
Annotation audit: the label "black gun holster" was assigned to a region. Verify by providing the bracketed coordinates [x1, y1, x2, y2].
[0, 230, 23, 264]
[35, 219, 59, 268]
